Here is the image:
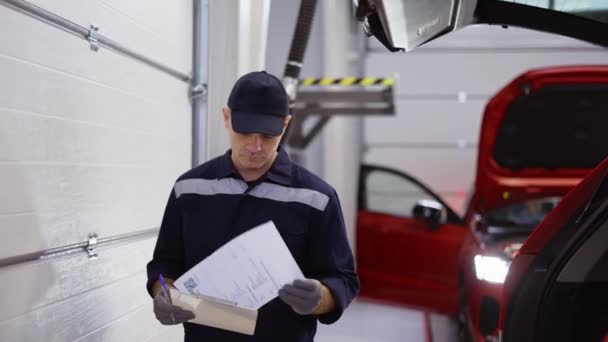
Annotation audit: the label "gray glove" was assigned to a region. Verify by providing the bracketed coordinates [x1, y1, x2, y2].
[279, 279, 323, 315]
[153, 292, 195, 325]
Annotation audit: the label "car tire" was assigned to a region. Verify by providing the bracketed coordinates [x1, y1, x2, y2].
[458, 276, 473, 342]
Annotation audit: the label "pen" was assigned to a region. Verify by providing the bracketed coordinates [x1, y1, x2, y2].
[159, 274, 175, 323]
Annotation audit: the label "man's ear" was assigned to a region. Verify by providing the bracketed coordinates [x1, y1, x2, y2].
[284, 115, 292, 128]
[222, 107, 231, 128]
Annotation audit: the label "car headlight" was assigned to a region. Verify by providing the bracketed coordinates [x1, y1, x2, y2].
[474, 255, 511, 284]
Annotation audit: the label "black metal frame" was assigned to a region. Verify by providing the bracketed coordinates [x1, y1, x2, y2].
[287, 85, 395, 149]
[475, 0, 608, 48]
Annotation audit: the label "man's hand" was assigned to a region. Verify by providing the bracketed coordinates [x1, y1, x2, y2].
[279, 279, 335, 315]
[153, 292, 195, 325]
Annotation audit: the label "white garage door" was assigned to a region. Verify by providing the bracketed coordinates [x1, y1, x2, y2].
[364, 25, 608, 214]
[0, 0, 192, 341]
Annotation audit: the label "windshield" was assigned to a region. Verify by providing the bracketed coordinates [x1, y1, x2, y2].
[493, 83, 608, 170]
[498, 0, 608, 23]
[484, 197, 562, 228]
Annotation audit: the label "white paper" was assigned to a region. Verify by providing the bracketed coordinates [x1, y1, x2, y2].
[174, 221, 304, 310]
[169, 289, 258, 335]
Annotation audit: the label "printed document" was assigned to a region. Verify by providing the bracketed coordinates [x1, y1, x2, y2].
[174, 221, 304, 310]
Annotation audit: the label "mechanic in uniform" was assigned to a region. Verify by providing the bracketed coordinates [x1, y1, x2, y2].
[146, 71, 359, 341]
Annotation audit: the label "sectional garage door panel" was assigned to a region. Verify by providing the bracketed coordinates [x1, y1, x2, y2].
[0, 271, 149, 341]
[0, 108, 187, 167]
[25, 0, 192, 73]
[365, 99, 486, 145]
[0, 5, 188, 108]
[0, 1, 192, 340]
[0, 3, 191, 257]
[72, 305, 179, 342]
[367, 50, 608, 96]
[0, 238, 155, 322]
[0, 54, 188, 138]
[0, 163, 176, 259]
[100, 0, 193, 52]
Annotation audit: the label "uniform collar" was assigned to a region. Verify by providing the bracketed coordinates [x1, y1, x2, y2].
[218, 146, 292, 186]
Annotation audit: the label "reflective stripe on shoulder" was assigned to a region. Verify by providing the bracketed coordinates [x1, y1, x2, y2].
[248, 182, 330, 211]
[174, 178, 247, 198]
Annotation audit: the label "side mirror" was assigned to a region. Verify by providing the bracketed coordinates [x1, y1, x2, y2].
[412, 200, 444, 230]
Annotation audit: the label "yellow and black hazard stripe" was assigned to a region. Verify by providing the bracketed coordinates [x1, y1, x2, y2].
[300, 77, 394, 87]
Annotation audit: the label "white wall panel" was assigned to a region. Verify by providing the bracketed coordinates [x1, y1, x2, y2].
[0, 108, 185, 165]
[265, 0, 325, 175]
[0, 164, 174, 258]
[0, 240, 182, 342]
[73, 306, 167, 342]
[207, 0, 271, 159]
[367, 49, 608, 96]
[321, 0, 363, 251]
[0, 54, 187, 136]
[0, 239, 154, 321]
[26, 0, 192, 72]
[365, 99, 486, 145]
[363, 147, 476, 194]
[0, 6, 187, 108]
[0, 272, 148, 342]
[100, 0, 192, 48]
[0, 0, 192, 340]
[368, 25, 601, 50]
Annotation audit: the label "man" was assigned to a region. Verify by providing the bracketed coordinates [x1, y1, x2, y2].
[146, 71, 359, 341]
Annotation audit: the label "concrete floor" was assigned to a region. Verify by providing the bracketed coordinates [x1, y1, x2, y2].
[316, 299, 458, 342]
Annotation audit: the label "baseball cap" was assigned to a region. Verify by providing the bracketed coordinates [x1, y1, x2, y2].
[227, 71, 289, 136]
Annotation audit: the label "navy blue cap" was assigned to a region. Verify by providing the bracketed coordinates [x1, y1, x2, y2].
[227, 71, 289, 136]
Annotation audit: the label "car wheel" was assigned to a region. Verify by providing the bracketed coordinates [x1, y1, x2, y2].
[458, 276, 473, 342]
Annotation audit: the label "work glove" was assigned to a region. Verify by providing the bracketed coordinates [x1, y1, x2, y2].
[153, 292, 195, 325]
[279, 278, 323, 315]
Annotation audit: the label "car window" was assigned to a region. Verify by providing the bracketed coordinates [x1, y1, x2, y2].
[484, 196, 562, 228]
[364, 169, 436, 218]
[498, 0, 608, 23]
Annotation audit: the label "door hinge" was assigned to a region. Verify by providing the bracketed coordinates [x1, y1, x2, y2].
[85, 233, 99, 259]
[86, 24, 100, 52]
[191, 83, 208, 100]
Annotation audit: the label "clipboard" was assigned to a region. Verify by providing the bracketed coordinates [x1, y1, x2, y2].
[169, 288, 258, 335]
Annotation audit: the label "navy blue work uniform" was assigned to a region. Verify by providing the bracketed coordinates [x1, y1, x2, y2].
[147, 146, 360, 341]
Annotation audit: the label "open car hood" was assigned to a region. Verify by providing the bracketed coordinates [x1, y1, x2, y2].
[473, 66, 608, 213]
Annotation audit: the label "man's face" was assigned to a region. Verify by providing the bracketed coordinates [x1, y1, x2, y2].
[223, 107, 290, 171]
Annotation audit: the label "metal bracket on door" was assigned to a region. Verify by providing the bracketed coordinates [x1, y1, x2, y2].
[86, 24, 100, 52]
[85, 233, 98, 259]
[191, 83, 208, 100]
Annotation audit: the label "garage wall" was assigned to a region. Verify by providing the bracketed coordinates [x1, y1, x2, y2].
[207, 0, 271, 159]
[265, 0, 325, 176]
[364, 25, 608, 214]
[0, 1, 191, 341]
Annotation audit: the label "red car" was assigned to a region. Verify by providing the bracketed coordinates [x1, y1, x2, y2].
[356, 65, 608, 341]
